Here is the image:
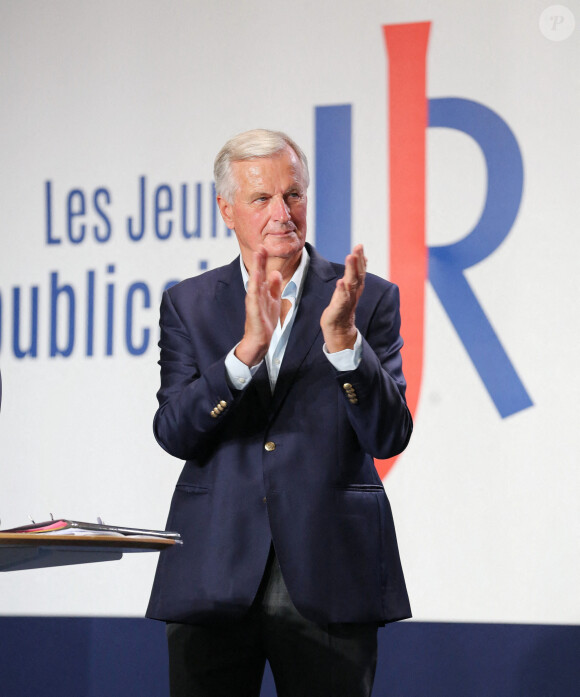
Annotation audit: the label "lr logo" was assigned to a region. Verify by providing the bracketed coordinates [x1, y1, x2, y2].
[315, 22, 533, 478]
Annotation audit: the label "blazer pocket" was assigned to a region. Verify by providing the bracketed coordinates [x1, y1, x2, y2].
[338, 484, 385, 493]
[175, 483, 210, 494]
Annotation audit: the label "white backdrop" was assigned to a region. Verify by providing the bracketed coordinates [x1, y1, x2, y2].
[0, 0, 578, 624]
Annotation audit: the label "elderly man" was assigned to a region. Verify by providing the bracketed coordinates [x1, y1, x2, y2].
[147, 129, 412, 697]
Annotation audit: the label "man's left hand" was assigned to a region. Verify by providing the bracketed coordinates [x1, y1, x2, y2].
[320, 244, 367, 353]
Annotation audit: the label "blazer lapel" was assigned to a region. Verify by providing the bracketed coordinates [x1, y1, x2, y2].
[214, 257, 246, 345]
[269, 246, 338, 416]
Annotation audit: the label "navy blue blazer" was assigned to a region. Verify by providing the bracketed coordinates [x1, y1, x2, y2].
[147, 244, 412, 625]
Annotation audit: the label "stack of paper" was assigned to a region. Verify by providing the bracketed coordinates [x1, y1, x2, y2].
[1, 519, 181, 542]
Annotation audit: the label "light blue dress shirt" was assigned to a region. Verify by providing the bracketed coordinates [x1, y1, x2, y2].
[225, 248, 362, 392]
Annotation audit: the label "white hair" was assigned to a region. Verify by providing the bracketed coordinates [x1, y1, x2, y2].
[214, 129, 310, 202]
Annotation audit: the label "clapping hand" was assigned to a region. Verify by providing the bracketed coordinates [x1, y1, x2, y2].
[320, 244, 367, 353]
[235, 246, 283, 367]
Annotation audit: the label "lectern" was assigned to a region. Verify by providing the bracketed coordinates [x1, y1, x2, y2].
[0, 533, 176, 572]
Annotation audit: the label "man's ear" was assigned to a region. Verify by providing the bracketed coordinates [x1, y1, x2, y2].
[217, 196, 235, 230]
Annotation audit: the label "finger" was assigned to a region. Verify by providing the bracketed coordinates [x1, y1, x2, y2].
[344, 245, 365, 285]
[248, 248, 267, 292]
[333, 278, 347, 304]
[343, 253, 357, 287]
[249, 253, 260, 287]
[344, 254, 363, 294]
[350, 245, 365, 280]
[335, 278, 354, 306]
[256, 247, 268, 278]
[268, 270, 283, 300]
[356, 245, 366, 277]
[352, 248, 366, 293]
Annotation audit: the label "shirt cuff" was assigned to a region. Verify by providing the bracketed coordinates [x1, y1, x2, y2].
[225, 345, 262, 390]
[323, 330, 362, 372]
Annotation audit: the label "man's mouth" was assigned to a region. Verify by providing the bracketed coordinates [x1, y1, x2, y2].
[267, 227, 296, 236]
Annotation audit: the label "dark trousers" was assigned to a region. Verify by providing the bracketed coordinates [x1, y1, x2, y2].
[166, 552, 378, 697]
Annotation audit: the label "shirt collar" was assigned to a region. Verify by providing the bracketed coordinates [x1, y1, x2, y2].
[240, 247, 310, 301]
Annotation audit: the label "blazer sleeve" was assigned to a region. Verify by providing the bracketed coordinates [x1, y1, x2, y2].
[152, 288, 243, 461]
[333, 281, 413, 460]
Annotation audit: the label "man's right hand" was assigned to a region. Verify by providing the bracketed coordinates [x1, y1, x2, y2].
[234, 246, 282, 367]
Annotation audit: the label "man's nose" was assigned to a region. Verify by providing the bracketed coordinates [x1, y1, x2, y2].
[272, 196, 291, 223]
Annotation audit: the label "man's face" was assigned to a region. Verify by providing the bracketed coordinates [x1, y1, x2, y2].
[217, 146, 308, 268]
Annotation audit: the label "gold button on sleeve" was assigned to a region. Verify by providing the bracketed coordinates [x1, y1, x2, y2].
[220, 400, 227, 408]
[264, 441, 276, 452]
